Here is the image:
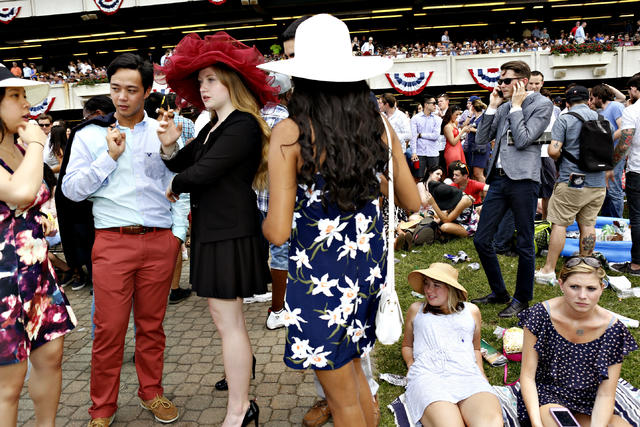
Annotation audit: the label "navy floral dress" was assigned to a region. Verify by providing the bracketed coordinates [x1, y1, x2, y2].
[282, 175, 385, 370]
[0, 147, 77, 365]
[516, 302, 638, 421]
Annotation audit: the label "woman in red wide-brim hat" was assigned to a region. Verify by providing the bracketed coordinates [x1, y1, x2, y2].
[155, 32, 277, 427]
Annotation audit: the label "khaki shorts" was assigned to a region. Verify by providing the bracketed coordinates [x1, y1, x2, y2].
[547, 182, 606, 227]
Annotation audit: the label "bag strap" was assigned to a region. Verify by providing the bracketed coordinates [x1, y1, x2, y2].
[381, 114, 395, 294]
[566, 111, 585, 122]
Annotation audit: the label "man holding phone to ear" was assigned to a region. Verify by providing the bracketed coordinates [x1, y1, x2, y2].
[471, 61, 553, 318]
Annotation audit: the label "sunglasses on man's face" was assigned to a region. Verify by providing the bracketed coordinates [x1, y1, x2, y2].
[38, 123, 51, 128]
[497, 77, 520, 85]
[564, 256, 601, 269]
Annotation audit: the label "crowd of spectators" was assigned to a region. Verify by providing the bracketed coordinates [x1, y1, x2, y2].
[5, 19, 640, 84]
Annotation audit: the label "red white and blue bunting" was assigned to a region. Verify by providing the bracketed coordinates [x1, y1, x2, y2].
[385, 71, 433, 96]
[151, 82, 174, 95]
[93, 0, 124, 15]
[209, 0, 227, 4]
[29, 97, 56, 119]
[468, 68, 501, 90]
[0, 7, 21, 24]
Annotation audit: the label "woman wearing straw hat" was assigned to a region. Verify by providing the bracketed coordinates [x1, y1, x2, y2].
[155, 32, 277, 426]
[0, 65, 77, 425]
[402, 263, 502, 427]
[261, 13, 420, 426]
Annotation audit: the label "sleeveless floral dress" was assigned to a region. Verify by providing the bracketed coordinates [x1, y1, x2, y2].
[282, 175, 385, 370]
[0, 146, 76, 365]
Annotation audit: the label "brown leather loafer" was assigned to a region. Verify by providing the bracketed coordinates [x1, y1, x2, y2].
[303, 399, 331, 427]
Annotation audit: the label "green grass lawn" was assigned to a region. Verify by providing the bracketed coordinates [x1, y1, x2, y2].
[374, 237, 640, 426]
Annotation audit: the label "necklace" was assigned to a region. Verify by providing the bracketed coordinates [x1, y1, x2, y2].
[576, 329, 584, 336]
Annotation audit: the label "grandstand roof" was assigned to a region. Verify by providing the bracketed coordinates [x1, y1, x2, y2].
[1, 0, 637, 68]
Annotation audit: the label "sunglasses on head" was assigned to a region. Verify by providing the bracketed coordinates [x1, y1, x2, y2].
[565, 256, 601, 269]
[497, 77, 520, 85]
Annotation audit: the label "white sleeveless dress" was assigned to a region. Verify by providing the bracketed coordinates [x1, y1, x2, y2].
[406, 302, 496, 424]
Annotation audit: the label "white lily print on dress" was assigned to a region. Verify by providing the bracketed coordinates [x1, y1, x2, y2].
[290, 336, 312, 359]
[318, 305, 345, 327]
[365, 265, 382, 286]
[338, 277, 359, 305]
[303, 345, 332, 368]
[337, 235, 358, 260]
[310, 273, 339, 297]
[314, 216, 347, 247]
[292, 212, 302, 230]
[347, 319, 367, 343]
[291, 248, 312, 270]
[354, 213, 372, 234]
[299, 183, 322, 207]
[282, 301, 308, 332]
[360, 341, 374, 358]
[356, 230, 375, 253]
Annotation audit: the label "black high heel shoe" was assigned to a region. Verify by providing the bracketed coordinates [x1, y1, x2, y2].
[214, 355, 256, 391]
[241, 400, 259, 427]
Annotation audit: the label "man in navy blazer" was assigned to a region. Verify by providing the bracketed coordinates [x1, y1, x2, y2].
[471, 60, 553, 318]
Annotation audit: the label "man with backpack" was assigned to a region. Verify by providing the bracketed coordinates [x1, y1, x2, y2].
[535, 85, 613, 285]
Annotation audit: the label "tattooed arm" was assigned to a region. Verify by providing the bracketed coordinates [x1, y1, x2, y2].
[547, 139, 563, 160]
[613, 128, 635, 164]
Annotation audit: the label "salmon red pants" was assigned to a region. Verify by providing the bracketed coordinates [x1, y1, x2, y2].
[89, 229, 179, 418]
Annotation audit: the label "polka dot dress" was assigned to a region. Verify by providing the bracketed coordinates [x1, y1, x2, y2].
[515, 303, 638, 422]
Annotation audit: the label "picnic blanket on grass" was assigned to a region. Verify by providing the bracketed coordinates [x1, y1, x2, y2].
[388, 379, 640, 426]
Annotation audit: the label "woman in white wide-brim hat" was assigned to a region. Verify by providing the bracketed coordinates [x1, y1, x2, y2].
[402, 263, 502, 427]
[0, 64, 77, 425]
[261, 13, 420, 426]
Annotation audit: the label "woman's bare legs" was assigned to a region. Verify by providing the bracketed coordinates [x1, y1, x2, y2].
[458, 392, 503, 427]
[0, 360, 28, 427]
[208, 298, 252, 427]
[28, 337, 64, 427]
[316, 358, 372, 427]
[420, 401, 465, 427]
[540, 404, 631, 427]
[473, 167, 486, 184]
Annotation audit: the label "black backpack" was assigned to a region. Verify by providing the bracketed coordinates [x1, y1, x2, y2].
[562, 112, 614, 172]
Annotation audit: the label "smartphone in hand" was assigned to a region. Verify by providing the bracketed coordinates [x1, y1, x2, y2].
[549, 407, 580, 427]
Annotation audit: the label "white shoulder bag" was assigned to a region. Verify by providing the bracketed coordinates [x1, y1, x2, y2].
[375, 114, 404, 346]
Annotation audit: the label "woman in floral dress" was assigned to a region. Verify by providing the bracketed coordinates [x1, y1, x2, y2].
[261, 14, 420, 426]
[0, 68, 76, 425]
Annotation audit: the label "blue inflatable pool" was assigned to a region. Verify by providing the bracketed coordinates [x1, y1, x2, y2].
[561, 217, 631, 263]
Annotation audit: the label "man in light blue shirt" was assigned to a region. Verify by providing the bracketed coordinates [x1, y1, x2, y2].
[62, 53, 187, 425]
[410, 94, 442, 178]
[591, 84, 626, 217]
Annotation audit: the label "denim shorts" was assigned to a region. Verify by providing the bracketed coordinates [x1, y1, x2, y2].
[270, 241, 289, 270]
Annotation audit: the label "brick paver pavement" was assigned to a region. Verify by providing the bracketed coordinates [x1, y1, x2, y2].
[17, 260, 338, 426]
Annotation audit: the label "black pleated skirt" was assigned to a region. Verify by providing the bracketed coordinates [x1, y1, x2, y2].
[190, 234, 270, 299]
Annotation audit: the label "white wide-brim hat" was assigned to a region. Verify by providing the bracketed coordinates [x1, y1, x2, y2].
[0, 64, 49, 105]
[257, 14, 392, 82]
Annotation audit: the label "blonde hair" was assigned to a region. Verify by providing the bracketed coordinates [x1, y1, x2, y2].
[208, 64, 271, 190]
[422, 277, 467, 315]
[558, 262, 606, 283]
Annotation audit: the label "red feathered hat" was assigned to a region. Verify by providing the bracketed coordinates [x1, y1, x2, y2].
[155, 32, 277, 111]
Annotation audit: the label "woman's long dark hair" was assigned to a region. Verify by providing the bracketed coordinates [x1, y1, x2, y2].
[440, 105, 462, 134]
[289, 78, 387, 212]
[49, 125, 68, 158]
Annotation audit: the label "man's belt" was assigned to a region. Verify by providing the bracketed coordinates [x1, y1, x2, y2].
[494, 168, 508, 177]
[101, 225, 169, 234]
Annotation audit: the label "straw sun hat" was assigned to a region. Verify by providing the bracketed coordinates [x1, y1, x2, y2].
[0, 64, 49, 106]
[408, 263, 468, 298]
[257, 14, 392, 82]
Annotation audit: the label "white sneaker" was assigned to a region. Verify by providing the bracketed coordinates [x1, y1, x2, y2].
[535, 269, 557, 286]
[266, 308, 285, 330]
